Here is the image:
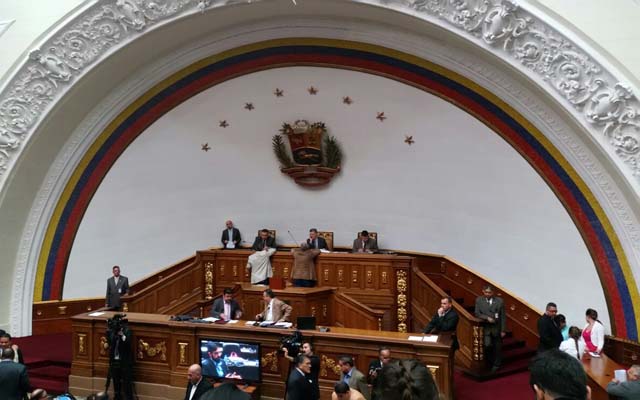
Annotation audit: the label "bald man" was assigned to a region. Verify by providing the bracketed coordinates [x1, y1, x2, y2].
[184, 364, 213, 400]
[221, 220, 241, 249]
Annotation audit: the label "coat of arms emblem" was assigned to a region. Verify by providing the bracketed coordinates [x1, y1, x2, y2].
[272, 120, 343, 187]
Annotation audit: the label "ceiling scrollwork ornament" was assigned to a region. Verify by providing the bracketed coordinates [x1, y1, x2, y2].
[398, 0, 640, 177]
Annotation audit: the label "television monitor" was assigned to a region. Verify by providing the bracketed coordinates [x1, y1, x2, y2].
[199, 338, 261, 384]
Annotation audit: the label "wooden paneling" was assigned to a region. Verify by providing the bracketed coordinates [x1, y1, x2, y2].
[70, 311, 455, 400]
[333, 292, 384, 330]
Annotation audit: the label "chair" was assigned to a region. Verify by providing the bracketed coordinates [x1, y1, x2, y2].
[318, 231, 334, 250]
[358, 231, 377, 241]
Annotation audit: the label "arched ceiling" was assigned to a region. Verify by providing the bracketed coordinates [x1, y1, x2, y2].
[1, 0, 640, 336]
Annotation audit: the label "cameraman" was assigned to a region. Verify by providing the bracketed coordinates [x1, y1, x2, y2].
[106, 315, 133, 400]
[283, 341, 319, 399]
[368, 347, 392, 400]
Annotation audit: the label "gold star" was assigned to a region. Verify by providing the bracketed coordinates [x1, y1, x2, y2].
[274, 88, 284, 97]
[376, 112, 387, 122]
[244, 102, 254, 110]
[308, 86, 318, 95]
[404, 135, 415, 146]
[219, 120, 229, 128]
[201, 143, 211, 152]
[342, 96, 353, 105]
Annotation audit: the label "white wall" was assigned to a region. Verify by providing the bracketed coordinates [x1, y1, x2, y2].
[64, 66, 606, 331]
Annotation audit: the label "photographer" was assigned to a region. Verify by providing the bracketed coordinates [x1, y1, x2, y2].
[368, 347, 392, 400]
[106, 315, 134, 400]
[282, 338, 319, 400]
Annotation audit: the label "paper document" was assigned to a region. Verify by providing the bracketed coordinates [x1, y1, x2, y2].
[226, 242, 235, 249]
[320, 249, 331, 253]
[245, 321, 257, 325]
[407, 335, 438, 342]
[273, 322, 293, 328]
[614, 369, 627, 382]
[88, 312, 105, 317]
[202, 317, 218, 322]
[227, 320, 238, 324]
[589, 352, 601, 358]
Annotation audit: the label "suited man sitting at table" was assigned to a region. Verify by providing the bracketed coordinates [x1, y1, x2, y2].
[607, 364, 640, 399]
[210, 288, 243, 320]
[352, 231, 378, 253]
[423, 296, 459, 350]
[255, 289, 292, 323]
[307, 228, 328, 250]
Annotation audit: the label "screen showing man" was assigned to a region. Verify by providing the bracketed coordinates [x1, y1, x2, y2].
[200, 340, 260, 383]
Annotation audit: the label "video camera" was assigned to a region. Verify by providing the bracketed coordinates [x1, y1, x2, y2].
[107, 313, 128, 333]
[280, 330, 303, 356]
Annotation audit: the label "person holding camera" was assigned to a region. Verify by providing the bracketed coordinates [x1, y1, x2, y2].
[283, 341, 320, 399]
[368, 347, 391, 399]
[106, 315, 134, 400]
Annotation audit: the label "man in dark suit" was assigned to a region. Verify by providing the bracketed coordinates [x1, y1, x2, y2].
[339, 355, 370, 400]
[367, 347, 391, 400]
[0, 333, 24, 364]
[352, 231, 378, 253]
[307, 228, 328, 250]
[474, 284, 506, 373]
[537, 302, 563, 353]
[106, 265, 129, 310]
[0, 348, 30, 400]
[184, 364, 213, 400]
[286, 355, 317, 400]
[210, 288, 243, 320]
[221, 220, 241, 249]
[423, 296, 460, 350]
[251, 229, 275, 250]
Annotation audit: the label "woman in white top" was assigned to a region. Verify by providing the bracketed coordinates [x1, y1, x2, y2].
[559, 326, 585, 359]
[580, 308, 605, 354]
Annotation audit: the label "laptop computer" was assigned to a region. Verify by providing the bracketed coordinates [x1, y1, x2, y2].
[296, 316, 316, 330]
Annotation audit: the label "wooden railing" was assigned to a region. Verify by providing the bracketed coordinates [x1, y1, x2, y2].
[409, 253, 540, 350]
[333, 291, 384, 330]
[411, 268, 485, 371]
[32, 253, 198, 334]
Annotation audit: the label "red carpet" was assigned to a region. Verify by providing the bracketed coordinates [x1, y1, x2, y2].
[454, 369, 532, 400]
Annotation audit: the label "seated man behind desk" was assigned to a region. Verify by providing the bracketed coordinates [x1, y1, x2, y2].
[607, 364, 640, 399]
[221, 220, 241, 250]
[210, 288, 243, 320]
[352, 231, 378, 253]
[247, 229, 276, 285]
[255, 289, 292, 323]
[423, 296, 459, 350]
[307, 228, 328, 250]
[291, 243, 321, 287]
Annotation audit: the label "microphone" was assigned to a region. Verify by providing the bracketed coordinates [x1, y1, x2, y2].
[287, 230, 299, 245]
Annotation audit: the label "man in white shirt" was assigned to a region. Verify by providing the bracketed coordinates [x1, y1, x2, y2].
[184, 364, 212, 400]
